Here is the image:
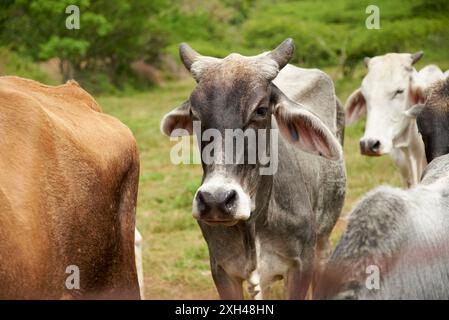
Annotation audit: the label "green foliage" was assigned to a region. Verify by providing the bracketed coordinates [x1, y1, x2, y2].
[1, 0, 448, 92]
[412, 0, 449, 18]
[0, 0, 165, 88]
[38, 36, 89, 62]
[0, 47, 57, 84]
[155, 0, 254, 58]
[112, 0, 449, 76]
[240, 0, 449, 72]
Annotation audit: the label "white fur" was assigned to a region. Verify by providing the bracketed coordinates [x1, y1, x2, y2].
[190, 56, 222, 82]
[354, 54, 444, 186]
[248, 254, 263, 300]
[247, 236, 291, 300]
[192, 173, 252, 221]
[416, 65, 445, 85]
[407, 178, 449, 239]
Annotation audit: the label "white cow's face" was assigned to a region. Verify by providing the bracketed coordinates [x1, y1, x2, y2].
[345, 53, 426, 156]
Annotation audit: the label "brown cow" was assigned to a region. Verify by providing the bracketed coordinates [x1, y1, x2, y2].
[0, 76, 140, 299]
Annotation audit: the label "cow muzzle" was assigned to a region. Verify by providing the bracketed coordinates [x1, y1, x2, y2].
[192, 177, 252, 226]
[359, 138, 384, 156]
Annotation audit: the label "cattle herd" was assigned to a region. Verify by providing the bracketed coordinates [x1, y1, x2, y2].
[1, 38, 448, 300]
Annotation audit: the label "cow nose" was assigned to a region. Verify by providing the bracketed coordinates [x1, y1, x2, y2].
[360, 139, 381, 155]
[218, 189, 238, 212]
[367, 139, 381, 153]
[196, 190, 213, 214]
[195, 189, 238, 217]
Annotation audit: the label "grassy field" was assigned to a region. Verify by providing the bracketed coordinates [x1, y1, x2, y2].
[1, 0, 447, 301]
[97, 67, 404, 299]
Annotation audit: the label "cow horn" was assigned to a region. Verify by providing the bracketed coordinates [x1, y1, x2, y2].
[269, 38, 295, 70]
[411, 51, 424, 65]
[179, 42, 201, 71]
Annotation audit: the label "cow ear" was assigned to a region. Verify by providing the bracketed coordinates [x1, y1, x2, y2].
[160, 101, 193, 136]
[345, 88, 366, 125]
[271, 85, 342, 160]
[405, 103, 425, 119]
[409, 83, 427, 105]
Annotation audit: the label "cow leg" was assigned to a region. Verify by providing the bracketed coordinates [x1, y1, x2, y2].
[311, 236, 332, 296]
[211, 263, 243, 299]
[103, 153, 140, 299]
[247, 270, 263, 300]
[134, 228, 144, 299]
[390, 148, 414, 187]
[285, 254, 313, 300]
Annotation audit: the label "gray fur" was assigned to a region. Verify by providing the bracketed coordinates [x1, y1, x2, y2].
[316, 153, 449, 299]
[200, 64, 346, 298]
[162, 41, 346, 299]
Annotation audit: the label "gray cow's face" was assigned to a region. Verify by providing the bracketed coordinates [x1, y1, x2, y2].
[161, 39, 342, 226]
[188, 62, 274, 226]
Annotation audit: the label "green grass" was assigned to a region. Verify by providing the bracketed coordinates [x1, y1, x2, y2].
[96, 66, 403, 299]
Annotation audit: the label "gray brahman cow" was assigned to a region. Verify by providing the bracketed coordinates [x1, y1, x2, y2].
[161, 39, 346, 299]
[315, 153, 449, 299]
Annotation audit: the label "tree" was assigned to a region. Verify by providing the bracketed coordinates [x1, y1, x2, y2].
[0, 0, 166, 85]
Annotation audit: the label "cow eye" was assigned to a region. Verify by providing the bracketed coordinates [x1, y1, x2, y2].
[393, 89, 404, 98]
[255, 107, 268, 117]
[189, 109, 199, 120]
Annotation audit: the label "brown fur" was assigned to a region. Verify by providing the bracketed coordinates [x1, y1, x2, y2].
[426, 77, 449, 113]
[0, 76, 140, 299]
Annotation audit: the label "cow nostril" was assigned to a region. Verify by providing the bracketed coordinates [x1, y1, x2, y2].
[224, 190, 238, 208]
[196, 191, 208, 212]
[371, 140, 381, 152]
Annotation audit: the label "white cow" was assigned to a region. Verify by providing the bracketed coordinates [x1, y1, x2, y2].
[345, 52, 445, 187]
